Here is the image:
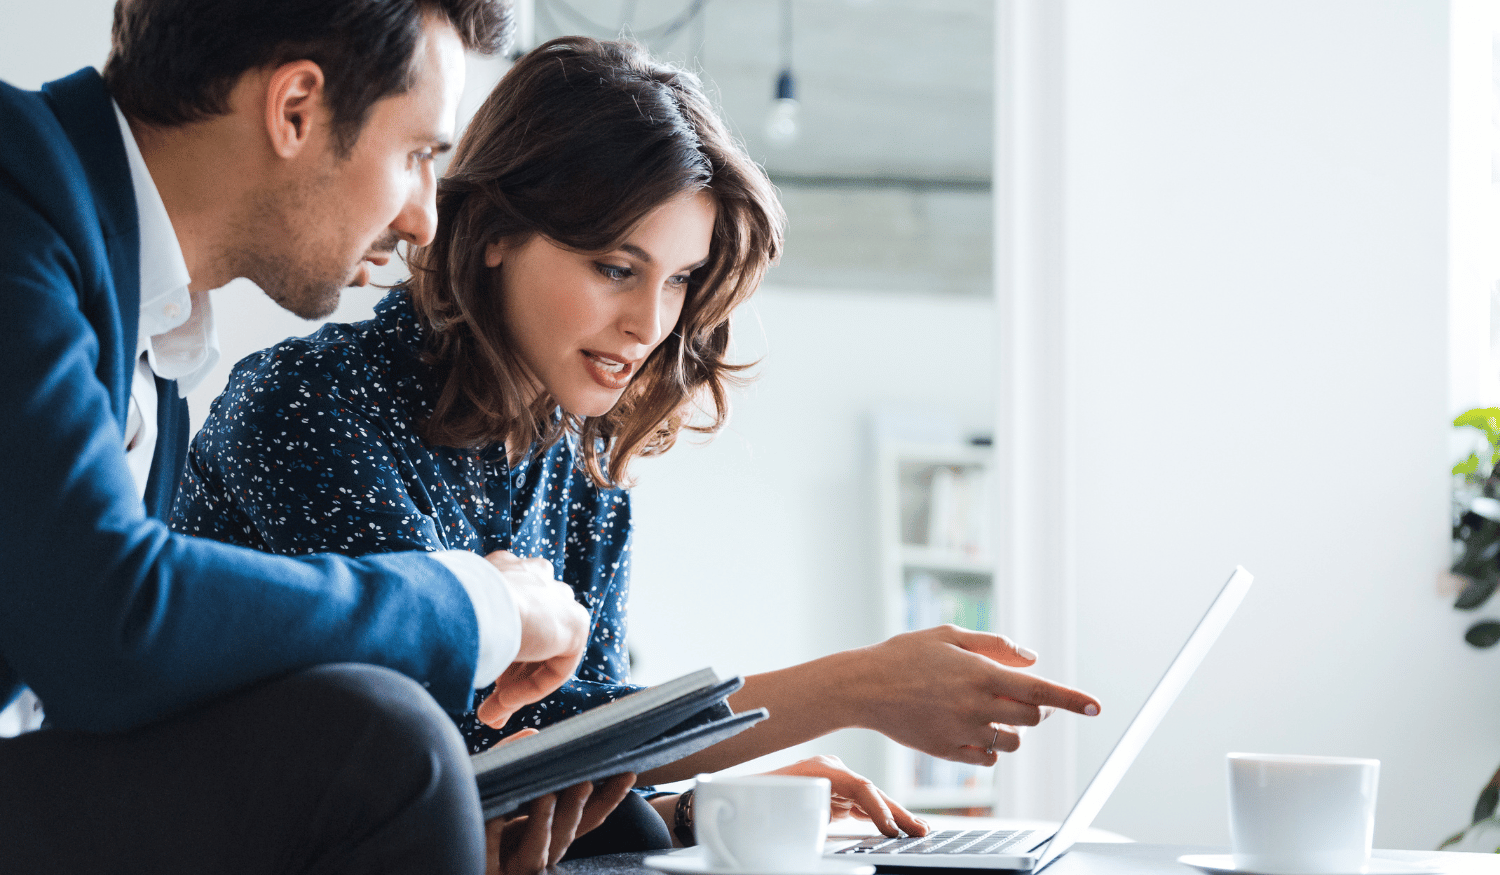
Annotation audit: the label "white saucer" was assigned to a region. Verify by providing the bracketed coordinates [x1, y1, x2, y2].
[644, 850, 874, 875]
[1177, 854, 1441, 875]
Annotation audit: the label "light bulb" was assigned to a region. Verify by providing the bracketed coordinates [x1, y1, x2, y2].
[765, 68, 799, 146]
[766, 99, 799, 146]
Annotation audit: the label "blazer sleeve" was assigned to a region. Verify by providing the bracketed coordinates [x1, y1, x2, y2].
[0, 176, 483, 732]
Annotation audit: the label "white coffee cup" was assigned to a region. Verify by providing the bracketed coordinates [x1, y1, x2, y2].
[694, 774, 831, 873]
[1227, 753, 1379, 875]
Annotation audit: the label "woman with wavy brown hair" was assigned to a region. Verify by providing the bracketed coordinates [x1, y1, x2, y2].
[175, 35, 1100, 855]
[409, 36, 774, 491]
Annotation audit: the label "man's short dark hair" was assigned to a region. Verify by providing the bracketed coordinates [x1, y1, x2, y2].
[102, 0, 511, 154]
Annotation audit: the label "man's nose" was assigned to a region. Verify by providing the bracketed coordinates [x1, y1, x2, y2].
[393, 170, 438, 248]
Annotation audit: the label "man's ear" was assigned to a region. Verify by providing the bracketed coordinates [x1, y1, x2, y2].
[264, 60, 327, 159]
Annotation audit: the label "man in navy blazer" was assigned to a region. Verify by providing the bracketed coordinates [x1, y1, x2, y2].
[0, 1, 628, 872]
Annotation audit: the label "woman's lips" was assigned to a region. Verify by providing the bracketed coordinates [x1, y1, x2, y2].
[582, 351, 636, 390]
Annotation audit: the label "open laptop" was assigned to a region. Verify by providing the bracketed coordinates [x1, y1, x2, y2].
[825, 565, 1254, 872]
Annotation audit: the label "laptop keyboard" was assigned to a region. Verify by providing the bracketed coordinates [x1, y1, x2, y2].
[833, 829, 1035, 856]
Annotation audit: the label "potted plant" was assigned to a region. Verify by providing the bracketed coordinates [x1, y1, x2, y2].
[1441, 408, 1500, 851]
[1449, 408, 1500, 643]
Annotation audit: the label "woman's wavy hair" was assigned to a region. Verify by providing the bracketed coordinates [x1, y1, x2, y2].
[408, 36, 784, 488]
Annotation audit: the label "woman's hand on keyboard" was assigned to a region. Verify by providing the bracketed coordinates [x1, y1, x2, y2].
[763, 755, 929, 838]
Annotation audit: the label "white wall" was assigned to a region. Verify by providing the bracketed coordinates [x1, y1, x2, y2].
[0, 0, 113, 89]
[1024, 0, 1499, 851]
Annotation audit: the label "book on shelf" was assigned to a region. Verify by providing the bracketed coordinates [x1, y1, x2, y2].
[472, 668, 766, 819]
[906, 573, 992, 632]
[927, 466, 958, 550]
[923, 465, 991, 557]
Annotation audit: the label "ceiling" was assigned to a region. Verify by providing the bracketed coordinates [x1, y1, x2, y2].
[526, 0, 993, 182]
[522, 0, 997, 294]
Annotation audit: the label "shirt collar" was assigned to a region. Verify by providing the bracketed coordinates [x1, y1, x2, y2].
[112, 101, 219, 395]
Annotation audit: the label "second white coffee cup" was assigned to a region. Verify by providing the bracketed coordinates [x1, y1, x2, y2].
[694, 774, 831, 873]
[1227, 753, 1379, 875]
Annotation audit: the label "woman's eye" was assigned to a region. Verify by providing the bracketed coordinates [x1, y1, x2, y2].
[667, 274, 692, 289]
[596, 263, 632, 281]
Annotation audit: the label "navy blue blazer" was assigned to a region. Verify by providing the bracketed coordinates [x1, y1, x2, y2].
[0, 69, 481, 732]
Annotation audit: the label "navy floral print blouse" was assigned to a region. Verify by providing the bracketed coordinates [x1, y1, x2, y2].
[170, 289, 643, 753]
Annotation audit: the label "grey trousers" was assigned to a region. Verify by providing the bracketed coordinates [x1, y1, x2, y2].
[0, 663, 485, 875]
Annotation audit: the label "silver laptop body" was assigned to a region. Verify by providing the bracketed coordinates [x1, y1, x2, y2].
[826, 565, 1255, 872]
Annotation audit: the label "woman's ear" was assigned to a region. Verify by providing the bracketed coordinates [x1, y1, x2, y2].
[484, 240, 506, 268]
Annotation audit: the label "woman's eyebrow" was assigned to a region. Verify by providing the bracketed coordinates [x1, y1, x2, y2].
[618, 244, 709, 272]
[619, 244, 654, 263]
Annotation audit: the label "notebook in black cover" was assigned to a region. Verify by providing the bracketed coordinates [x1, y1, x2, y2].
[473, 668, 766, 818]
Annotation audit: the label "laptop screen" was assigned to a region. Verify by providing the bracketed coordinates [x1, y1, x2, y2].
[1032, 566, 1254, 872]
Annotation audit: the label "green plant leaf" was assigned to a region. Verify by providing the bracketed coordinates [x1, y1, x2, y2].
[1477, 771, 1500, 822]
[1454, 407, 1500, 433]
[1451, 520, 1500, 571]
[1456, 453, 1482, 476]
[1465, 621, 1500, 648]
[1451, 513, 1500, 591]
[1455, 408, 1500, 468]
[1456, 577, 1500, 611]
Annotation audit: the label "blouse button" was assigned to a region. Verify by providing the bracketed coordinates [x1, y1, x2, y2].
[514, 472, 525, 487]
[162, 302, 182, 320]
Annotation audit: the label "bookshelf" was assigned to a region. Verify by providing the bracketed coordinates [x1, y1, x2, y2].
[874, 439, 997, 813]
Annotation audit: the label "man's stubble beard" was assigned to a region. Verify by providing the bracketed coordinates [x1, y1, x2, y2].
[229, 174, 349, 321]
[258, 264, 345, 321]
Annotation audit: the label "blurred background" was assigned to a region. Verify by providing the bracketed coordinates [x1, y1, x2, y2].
[4, 0, 1497, 852]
